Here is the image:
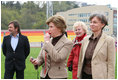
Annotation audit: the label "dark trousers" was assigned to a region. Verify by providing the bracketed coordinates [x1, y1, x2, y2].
[82, 72, 92, 79]
[40, 73, 50, 79]
[4, 65, 24, 79]
[40, 73, 67, 79]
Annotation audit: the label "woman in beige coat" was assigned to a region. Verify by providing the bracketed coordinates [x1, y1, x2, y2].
[30, 15, 73, 79]
[77, 13, 116, 79]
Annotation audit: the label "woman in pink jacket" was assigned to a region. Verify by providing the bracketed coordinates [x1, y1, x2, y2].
[67, 21, 87, 79]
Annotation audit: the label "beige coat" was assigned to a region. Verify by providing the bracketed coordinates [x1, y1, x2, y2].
[77, 33, 116, 79]
[37, 35, 73, 78]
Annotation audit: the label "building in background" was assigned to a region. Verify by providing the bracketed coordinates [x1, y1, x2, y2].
[56, 5, 117, 37]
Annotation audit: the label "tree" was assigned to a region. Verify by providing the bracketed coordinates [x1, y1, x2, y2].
[32, 12, 46, 29]
[1, 1, 79, 30]
[14, 1, 21, 10]
[53, 1, 78, 15]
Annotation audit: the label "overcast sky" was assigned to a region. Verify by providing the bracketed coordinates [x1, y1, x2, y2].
[23, 0, 116, 8]
[75, 0, 117, 8]
[1, 0, 118, 8]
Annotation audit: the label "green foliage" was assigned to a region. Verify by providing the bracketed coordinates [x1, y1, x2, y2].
[53, 1, 78, 14]
[1, 1, 79, 30]
[32, 12, 46, 29]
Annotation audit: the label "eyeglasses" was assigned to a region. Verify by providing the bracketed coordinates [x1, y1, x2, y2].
[90, 21, 102, 24]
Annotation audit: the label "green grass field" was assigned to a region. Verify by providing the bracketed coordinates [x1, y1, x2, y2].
[1, 48, 72, 79]
[1, 48, 117, 79]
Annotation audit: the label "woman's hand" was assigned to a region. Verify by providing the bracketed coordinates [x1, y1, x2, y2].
[30, 57, 38, 65]
[44, 33, 50, 42]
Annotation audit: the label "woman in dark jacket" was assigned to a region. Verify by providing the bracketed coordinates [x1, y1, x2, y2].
[67, 21, 87, 79]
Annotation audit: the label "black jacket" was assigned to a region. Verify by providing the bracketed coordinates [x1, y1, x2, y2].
[2, 33, 30, 70]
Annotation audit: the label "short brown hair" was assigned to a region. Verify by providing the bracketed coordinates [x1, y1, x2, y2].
[9, 20, 21, 33]
[89, 13, 108, 29]
[46, 15, 67, 33]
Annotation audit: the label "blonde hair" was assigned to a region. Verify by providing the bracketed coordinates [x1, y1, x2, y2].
[46, 15, 67, 33]
[73, 21, 88, 33]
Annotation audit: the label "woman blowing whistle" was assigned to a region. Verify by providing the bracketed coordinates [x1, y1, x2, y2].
[30, 15, 73, 79]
